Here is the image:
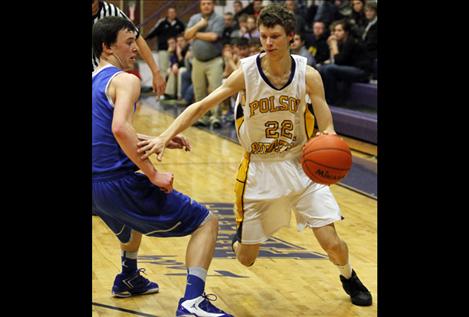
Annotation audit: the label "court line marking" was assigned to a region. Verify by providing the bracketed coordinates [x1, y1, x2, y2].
[92, 302, 160, 317]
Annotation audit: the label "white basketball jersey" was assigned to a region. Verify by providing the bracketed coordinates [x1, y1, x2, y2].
[234, 53, 314, 161]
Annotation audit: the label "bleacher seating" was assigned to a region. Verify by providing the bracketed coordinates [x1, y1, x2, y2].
[347, 82, 377, 109]
[331, 82, 377, 144]
[331, 105, 377, 144]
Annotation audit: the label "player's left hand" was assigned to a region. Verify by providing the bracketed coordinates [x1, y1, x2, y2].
[166, 134, 191, 151]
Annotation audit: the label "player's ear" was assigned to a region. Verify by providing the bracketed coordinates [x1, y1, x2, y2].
[102, 43, 113, 55]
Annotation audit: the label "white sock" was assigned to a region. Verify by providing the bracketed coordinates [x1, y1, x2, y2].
[337, 263, 353, 279]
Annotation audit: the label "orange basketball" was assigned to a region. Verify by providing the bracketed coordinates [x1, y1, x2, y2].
[301, 134, 352, 185]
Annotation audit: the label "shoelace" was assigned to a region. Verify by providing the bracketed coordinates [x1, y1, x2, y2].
[202, 293, 218, 301]
[200, 293, 225, 313]
[136, 268, 148, 276]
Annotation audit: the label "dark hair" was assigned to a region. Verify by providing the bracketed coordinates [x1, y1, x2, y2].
[92, 16, 136, 59]
[257, 4, 296, 35]
[330, 19, 351, 34]
[231, 36, 249, 48]
[365, 1, 378, 13]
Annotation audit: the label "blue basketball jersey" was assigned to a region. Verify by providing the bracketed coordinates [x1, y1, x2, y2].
[92, 65, 137, 177]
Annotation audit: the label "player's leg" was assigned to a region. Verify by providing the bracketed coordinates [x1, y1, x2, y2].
[312, 224, 371, 306]
[175, 206, 233, 317]
[92, 206, 159, 298]
[112, 229, 160, 298]
[294, 178, 372, 306]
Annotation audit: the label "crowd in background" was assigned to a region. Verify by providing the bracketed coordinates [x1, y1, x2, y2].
[142, 0, 378, 129]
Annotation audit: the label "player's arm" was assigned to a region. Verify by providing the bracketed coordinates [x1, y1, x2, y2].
[138, 67, 245, 160]
[305, 65, 336, 134]
[111, 73, 173, 192]
[137, 133, 191, 151]
[135, 36, 166, 96]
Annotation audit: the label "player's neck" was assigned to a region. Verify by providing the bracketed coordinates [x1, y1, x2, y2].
[262, 52, 291, 76]
[99, 56, 122, 70]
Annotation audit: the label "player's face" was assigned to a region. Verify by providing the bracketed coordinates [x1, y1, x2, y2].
[112, 29, 138, 70]
[259, 24, 293, 57]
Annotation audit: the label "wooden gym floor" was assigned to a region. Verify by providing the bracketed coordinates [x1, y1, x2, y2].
[92, 100, 377, 317]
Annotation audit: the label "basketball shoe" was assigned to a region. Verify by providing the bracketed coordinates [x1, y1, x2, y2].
[112, 268, 159, 298]
[340, 270, 372, 306]
[176, 293, 234, 317]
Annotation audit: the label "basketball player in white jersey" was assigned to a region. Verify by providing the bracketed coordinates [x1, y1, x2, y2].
[137, 4, 372, 307]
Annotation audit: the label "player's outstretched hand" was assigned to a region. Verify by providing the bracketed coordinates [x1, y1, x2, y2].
[151, 172, 174, 193]
[138, 136, 167, 161]
[153, 72, 166, 96]
[166, 134, 192, 151]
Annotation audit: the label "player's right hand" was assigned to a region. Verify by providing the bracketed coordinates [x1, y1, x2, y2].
[151, 172, 174, 193]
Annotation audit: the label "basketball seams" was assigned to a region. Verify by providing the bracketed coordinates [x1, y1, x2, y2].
[302, 160, 351, 171]
[302, 147, 352, 157]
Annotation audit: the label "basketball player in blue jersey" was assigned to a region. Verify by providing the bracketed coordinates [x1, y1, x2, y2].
[92, 16, 233, 317]
[138, 4, 373, 308]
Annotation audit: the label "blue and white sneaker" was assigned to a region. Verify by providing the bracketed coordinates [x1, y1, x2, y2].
[176, 293, 234, 317]
[112, 268, 159, 298]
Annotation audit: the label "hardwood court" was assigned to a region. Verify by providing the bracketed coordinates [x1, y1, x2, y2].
[92, 100, 377, 317]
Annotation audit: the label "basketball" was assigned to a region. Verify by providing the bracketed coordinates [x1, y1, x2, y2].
[301, 134, 352, 185]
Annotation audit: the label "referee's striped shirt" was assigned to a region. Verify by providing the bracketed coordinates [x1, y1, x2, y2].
[92, 1, 140, 71]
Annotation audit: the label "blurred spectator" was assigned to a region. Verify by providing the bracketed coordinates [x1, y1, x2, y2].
[362, 1, 377, 60]
[164, 35, 190, 101]
[223, 37, 250, 78]
[243, 15, 260, 40]
[349, 0, 367, 39]
[163, 37, 179, 99]
[304, 20, 330, 65]
[305, 0, 319, 30]
[231, 13, 248, 38]
[290, 33, 316, 67]
[284, 0, 307, 34]
[233, 0, 245, 28]
[145, 7, 185, 78]
[222, 12, 235, 44]
[185, 0, 225, 128]
[223, 43, 235, 78]
[222, 37, 251, 124]
[238, 0, 264, 19]
[248, 38, 262, 55]
[314, 0, 350, 29]
[318, 19, 372, 105]
[180, 49, 195, 106]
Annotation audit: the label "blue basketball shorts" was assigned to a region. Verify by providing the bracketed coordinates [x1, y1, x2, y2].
[92, 171, 210, 243]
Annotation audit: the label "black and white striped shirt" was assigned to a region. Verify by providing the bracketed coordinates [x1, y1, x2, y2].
[92, 0, 140, 71]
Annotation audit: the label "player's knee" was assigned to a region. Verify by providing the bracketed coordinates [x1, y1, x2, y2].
[207, 213, 219, 230]
[199, 213, 219, 237]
